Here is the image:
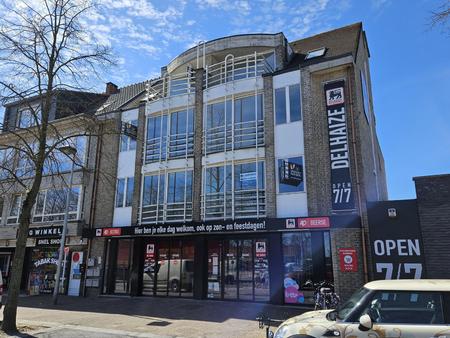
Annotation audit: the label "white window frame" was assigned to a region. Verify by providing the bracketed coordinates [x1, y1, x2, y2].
[120, 120, 138, 152]
[7, 194, 22, 224]
[32, 186, 82, 223]
[115, 177, 134, 208]
[274, 82, 302, 125]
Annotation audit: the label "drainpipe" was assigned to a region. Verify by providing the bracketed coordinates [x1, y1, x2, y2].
[346, 65, 369, 283]
[83, 122, 104, 296]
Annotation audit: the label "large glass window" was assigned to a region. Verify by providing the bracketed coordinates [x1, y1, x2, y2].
[277, 156, 305, 193]
[204, 94, 264, 155]
[141, 170, 193, 223]
[282, 232, 333, 305]
[32, 187, 81, 223]
[145, 109, 193, 163]
[43, 136, 86, 174]
[203, 161, 265, 220]
[275, 83, 302, 125]
[115, 177, 134, 208]
[120, 120, 138, 152]
[17, 108, 39, 129]
[7, 195, 22, 224]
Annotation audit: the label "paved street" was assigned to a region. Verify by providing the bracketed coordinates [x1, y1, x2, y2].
[0, 295, 309, 337]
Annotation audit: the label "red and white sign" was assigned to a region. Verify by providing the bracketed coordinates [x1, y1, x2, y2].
[339, 248, 358, 272]
[102, 228, 122, 237]
[255, 241, 267, 257]
[72, 252, 80, 263]
[64, 246, 70, 254]
[146, 244, 155, 259]
[297, 217, 330, 229]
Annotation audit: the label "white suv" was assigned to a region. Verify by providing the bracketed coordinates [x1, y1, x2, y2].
[274, 279, 450, 338]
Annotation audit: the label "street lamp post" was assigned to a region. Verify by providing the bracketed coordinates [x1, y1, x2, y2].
[52, 145, 77, 305]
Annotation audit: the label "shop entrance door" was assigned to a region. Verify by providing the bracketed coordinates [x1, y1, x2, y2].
[142, 239, 194, 297]
[207, 238, 269, 302]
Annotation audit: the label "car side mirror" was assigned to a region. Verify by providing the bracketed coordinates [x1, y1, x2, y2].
[358, 314, 373, 331]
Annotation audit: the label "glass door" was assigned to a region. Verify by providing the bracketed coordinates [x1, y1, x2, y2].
[181, 241, 195, 297]
[238, 239, 253, 300]
[207, 240, 221, 299]
[224, 240, 238, 299]
[156, 240, 170, 296]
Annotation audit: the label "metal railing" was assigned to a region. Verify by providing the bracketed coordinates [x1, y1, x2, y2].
[204, 53, 273, 89]
[201, 189, 266, 220]
[203, 119, 264, 155]
[147, 71, 196, 101]
[145, 131, 194, 164]
[141, 201, 193, 224]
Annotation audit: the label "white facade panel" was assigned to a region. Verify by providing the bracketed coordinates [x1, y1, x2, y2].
[117, 151, 136, 177]
[113, 207, 132, 227]
[276, 193, 308, 217]
[146, 94, 195, 115]
[273, 70, 307, 217]
[203, 148, 265, 166]
[142, 158, 194, 174]
[203, 77, 263, 103]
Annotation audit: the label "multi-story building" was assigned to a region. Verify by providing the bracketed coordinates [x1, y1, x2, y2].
[0, 89, 109, 295]
[85, 22, 387, 304]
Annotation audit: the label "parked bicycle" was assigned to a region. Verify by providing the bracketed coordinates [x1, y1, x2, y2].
[303, 280, 340, 310]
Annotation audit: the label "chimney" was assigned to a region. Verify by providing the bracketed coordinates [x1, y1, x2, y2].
[105, 82, 119, 95]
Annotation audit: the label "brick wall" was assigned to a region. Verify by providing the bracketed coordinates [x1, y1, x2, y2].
[414, 174, 450, 278]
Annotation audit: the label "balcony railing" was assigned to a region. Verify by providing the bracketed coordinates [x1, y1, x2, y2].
[141, 202, 193, 224]
[204, 53, 273, 89]
[147, 72, 196, 102]
[203, 119, 264, 155]
[145, 53, 273, 102]
[201, 189, 266, 220]
[144, 131, 194, 164]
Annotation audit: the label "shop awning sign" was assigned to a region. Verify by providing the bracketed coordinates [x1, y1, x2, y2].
[28, 226, 63, 238]
[279, 160, 303, 186]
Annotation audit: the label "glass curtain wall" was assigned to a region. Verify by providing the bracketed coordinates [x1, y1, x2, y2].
[203, 161, 265, 220]
[141, 170, 193, 223]
[204, 94, 263, 155]
[145, 109, 193, 164]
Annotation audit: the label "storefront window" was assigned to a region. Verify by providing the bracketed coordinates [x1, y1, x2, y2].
[28, 248, 63, 295]
[282, 231, 333, 305]
[114, 239, 132, 294]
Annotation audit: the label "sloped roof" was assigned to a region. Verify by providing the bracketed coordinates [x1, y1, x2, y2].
[289, 22, 363, 67]
[96, 80, 148, 114]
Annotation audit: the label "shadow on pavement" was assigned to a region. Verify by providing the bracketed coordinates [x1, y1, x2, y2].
[15, 295, 309, 324]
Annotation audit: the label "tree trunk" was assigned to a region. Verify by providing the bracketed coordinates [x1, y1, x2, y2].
[1, 206, 33, 333]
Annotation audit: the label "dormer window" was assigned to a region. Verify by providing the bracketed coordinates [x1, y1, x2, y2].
[305, 47, 326, 60]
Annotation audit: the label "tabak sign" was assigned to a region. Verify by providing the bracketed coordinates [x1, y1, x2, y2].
[279, 160, 303, 186]
[324, 80, 356, 212]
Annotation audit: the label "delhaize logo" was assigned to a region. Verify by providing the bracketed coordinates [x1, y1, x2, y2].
[326, 87, 344, 106]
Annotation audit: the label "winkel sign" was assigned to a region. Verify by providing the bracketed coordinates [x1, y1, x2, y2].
[324, 80, 356, 212]
[28, 226, 63, 238]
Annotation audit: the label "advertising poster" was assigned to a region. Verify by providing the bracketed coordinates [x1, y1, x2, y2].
[339, 248, 358, 272]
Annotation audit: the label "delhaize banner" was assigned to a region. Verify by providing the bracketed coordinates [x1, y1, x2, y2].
[324, 80, 356, 212]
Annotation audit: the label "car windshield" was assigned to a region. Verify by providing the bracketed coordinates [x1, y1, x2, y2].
[336, 287, 371, 320]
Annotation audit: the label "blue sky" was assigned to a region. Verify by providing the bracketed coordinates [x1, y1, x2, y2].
[3, 0, 450, 200]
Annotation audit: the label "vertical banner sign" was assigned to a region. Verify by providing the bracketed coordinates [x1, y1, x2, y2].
[339, 248, 358, 272]
[324, 80, 356, 211]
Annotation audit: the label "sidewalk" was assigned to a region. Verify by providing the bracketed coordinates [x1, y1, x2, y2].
[0, 295, 310, 337]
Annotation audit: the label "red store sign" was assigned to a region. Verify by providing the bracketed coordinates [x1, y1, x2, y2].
[297, 217, 330, 229]
[102, 228, 122, 237]
[339, 248, 358, 272]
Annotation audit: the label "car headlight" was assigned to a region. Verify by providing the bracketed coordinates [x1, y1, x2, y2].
[274, 324, 289, 338]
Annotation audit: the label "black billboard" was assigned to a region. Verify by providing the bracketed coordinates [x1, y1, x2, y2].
[367, 200, 426, 280]
[324, 80, 356, 212]
[279, 160, 303, 186]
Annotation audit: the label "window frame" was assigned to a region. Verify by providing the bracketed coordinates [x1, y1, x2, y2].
[274, 83, 302, 125]
[7, 194, 23, 224]
[32, 186, 82, 223]
[115, 177, 134, 208]
[120, 119, 138, 152]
